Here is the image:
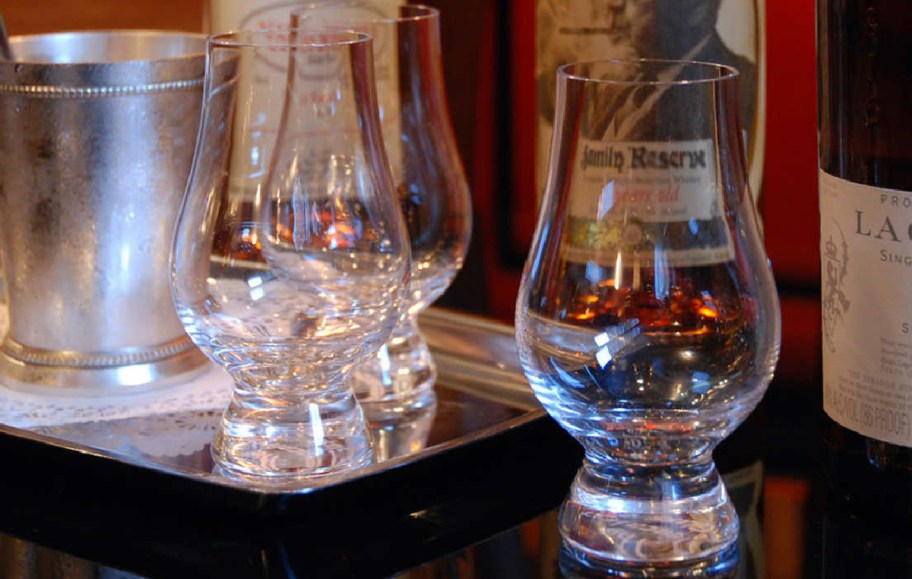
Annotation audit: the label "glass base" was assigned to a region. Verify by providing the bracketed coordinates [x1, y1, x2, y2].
[212, 382, 373, 483]
[559, 457, 739, 572]
[351, 316, 437, 422]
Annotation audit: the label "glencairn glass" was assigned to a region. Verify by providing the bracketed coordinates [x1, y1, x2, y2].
[292, 4, 472, 420]
[515, 60, 780, 573]
[171, 30, 410, 482]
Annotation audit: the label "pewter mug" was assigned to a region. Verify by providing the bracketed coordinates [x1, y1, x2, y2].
[0, 31, 209, 392]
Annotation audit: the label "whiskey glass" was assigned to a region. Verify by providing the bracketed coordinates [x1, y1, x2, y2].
[291, 4, 472, 421]
[515, 60, 780, 574]
[171, 30, 410, 482]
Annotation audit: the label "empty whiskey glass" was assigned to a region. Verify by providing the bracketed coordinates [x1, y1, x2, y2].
[291, 4, 472, 421]
[171, 30, 410, 482]
[515, 60, 780, 574]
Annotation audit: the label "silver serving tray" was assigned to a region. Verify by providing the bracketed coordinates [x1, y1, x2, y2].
[0, 308, 580, 517]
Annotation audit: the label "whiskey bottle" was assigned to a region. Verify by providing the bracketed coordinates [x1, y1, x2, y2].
[822, 481, 912, 578]
[818, 0, 912, 520]
[534, 0, 766, 207]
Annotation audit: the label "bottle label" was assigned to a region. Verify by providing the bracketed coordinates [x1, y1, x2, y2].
[535, 0, 765, 208]
[564, 138, 734, 267]
[207, 0, 403, 195]
[821, 170, 912, 448]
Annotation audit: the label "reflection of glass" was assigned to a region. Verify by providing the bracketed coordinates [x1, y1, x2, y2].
[515, 60, 780, 573]
[369, 402, 436, 461]
[559, 539, 741, 578]
[171, 30, 410, 482]
[291, 3, 473, 421]
[0, 535, 141, 579]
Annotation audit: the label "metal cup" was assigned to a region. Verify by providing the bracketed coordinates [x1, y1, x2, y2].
[0, 31, 209, 392]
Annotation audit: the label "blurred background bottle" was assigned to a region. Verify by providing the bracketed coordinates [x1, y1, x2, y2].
[818, 0, 912, 521]
[205, 0, 397, 33]
[534, 0, 766, 209]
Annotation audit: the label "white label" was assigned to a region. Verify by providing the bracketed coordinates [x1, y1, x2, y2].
[821, 170, 912, 448]
[571, 139, 718, 222]
[564, 139, 734, 267]
[206, 0, 403, 194]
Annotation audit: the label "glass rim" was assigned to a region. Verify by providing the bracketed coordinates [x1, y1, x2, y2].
[207, 28, 372, 49]
[558, 58, 740, 86]
[290, 3, 439, 25]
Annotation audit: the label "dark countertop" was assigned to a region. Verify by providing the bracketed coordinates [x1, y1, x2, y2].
[0, 308, 908, 579]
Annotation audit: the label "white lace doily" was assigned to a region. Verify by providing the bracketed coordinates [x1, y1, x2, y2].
[0, 365, 232, 429]
[0, 302, 234, 458]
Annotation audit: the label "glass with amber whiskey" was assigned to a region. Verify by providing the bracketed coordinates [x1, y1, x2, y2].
[515, 60, 780, 575]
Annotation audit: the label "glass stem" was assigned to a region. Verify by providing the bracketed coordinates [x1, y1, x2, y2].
[351, 313, 437, 421]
